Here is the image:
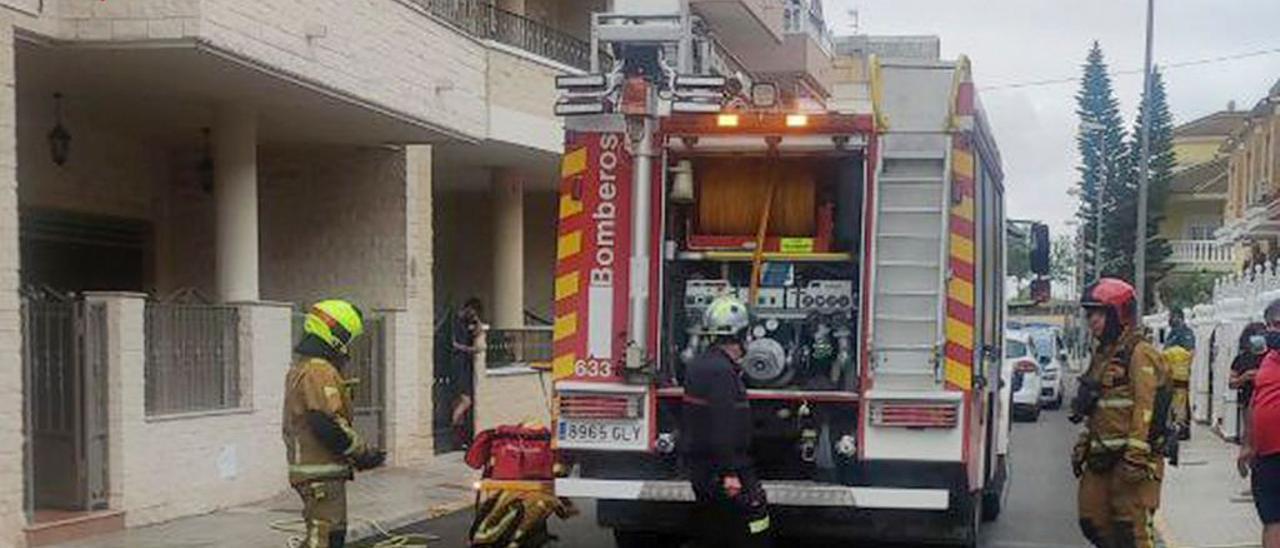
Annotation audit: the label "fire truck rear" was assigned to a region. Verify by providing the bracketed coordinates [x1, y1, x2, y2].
[548, 5, 1010, 546]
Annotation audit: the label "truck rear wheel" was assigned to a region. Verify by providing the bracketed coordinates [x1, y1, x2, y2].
[981, 488, 1002, 522]
[612, 529, 683, 548]
[982, 455, 1009, 522]
[959, 492, 982, 547]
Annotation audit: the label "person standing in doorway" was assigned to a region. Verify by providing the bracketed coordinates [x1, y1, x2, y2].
[451, 298, 484, 448]
[1246, 301, 1280, 548]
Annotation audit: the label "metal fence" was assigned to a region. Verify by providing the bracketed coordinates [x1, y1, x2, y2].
[21, 294, 109, 512]
[412, 0, 592, 69]
[486, 326, 553, 369]
[1142, 259, 1280, 441]
[145, 303, 241, 415]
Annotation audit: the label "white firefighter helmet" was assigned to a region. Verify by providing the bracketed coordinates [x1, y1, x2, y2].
[702, 295, 750, 337]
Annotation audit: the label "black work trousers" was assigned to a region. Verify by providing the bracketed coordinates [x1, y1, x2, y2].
[686, 461, 773, 548]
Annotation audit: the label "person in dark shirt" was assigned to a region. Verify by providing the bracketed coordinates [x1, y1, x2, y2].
[1233, 323, 1269, 409]
[1166, 308, 1196, 351]
[451, 298, 483, 447]
[1235, 322, 1269, 473]
[681, 295, 771, 548]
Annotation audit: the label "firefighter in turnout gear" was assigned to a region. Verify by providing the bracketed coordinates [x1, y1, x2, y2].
[283, 300, 386, 548]
[681, 295, 772, 548]
[1070, 279, 1169, 548]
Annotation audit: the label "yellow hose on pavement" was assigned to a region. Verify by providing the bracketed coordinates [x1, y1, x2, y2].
[269, 516, 439, 547]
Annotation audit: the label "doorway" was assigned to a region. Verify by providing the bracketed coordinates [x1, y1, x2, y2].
[19, 209, 148, 519]
[21, 293, 109, 518]
[432, 307, 474, 454]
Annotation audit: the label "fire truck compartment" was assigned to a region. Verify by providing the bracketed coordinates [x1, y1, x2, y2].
[663, 150, 866, 395]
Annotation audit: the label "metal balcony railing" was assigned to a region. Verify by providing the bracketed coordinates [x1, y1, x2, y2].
[485, 326, 553, 370]
[413, 0, 591, 70]
[1169, 239, 1233, 265]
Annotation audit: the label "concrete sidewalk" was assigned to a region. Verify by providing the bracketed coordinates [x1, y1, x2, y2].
[52, 453, 478, 548]
[1158, 424, 1262, 548]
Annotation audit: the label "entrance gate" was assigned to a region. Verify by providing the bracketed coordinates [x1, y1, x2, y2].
[21, 292, 109, 515]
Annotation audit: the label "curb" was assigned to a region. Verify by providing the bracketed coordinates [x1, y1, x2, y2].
[348, 495, 475, 543]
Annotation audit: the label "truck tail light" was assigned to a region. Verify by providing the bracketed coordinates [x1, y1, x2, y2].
[559, 393, 642, 420]
[871, 401, 959, 429]
[786, 114, 809, 127]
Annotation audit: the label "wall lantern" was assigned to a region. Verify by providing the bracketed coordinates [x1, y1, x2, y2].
[47, 93, 71, 166]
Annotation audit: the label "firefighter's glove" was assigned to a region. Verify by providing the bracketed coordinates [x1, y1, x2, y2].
[351, 448, 387, 471]
[1071, 439, 1089, 478]
[1069, 378, 1102, 424]
[1119, 455, 1152, 483]
[722, 474, 743, 499]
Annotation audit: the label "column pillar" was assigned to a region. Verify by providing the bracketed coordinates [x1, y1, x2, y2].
[491, 168, 524, 329]
[214, 104, 260, 302]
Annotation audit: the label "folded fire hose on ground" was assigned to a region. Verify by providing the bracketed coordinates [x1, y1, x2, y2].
[466, 423, 578, 548]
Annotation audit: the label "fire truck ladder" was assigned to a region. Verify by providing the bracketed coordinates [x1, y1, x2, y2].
[868, 61, 959, 390]
[871, 148, 948, 389]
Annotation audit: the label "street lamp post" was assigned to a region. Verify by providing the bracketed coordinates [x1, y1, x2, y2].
[1065, 218, 1086, 358]
[1135, 0, 1156, 316]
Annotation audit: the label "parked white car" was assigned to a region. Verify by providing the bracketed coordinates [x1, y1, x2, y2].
[1029, 330, 1066, 410]
[1005, 330, 1042, 421]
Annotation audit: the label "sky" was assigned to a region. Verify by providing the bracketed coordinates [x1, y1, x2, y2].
[821, 0, 1280, 239]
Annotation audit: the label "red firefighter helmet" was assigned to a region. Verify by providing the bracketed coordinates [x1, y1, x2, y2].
[1081, 278, 1137, 327]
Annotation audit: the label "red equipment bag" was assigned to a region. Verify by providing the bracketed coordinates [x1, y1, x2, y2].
[465, 424, 555, 480]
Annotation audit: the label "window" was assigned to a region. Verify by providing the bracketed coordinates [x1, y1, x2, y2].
[1185, 218, 1222, 240]
[783, 0, 803, 33]
[1005, 339, 1028, 358]
[145, 302, 242, 415]
[1031, 335, 1054, 357]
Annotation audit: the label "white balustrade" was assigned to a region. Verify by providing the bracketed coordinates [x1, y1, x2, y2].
[1168, 239, 1233, 265]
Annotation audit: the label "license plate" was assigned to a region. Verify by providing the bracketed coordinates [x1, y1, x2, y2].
[557, 419, 647, 450]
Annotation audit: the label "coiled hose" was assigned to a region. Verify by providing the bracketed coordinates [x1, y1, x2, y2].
[269, 516, 439, 547]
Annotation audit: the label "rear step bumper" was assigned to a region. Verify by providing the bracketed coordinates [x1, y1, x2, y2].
[555, 479, 950, 510]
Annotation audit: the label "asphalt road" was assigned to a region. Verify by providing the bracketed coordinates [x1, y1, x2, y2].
[358, 405, 1088, 548]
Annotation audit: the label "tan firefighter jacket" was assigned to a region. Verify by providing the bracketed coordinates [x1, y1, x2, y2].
[283, 357, 361, 485]
[1082, 328, 1167, 473]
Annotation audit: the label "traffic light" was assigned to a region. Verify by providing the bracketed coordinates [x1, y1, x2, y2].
[1030, 223, 1050, 276]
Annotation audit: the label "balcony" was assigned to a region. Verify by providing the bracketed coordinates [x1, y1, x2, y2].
[783, 2, 834, 55]
[1169, 240, 1234, 267]
[715, 1, 832, 101]
[413, 0, 592, 69]
[691, 0, 785, 43]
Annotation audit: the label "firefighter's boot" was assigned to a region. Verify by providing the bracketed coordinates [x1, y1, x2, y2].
[295, 479, 348, 548]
